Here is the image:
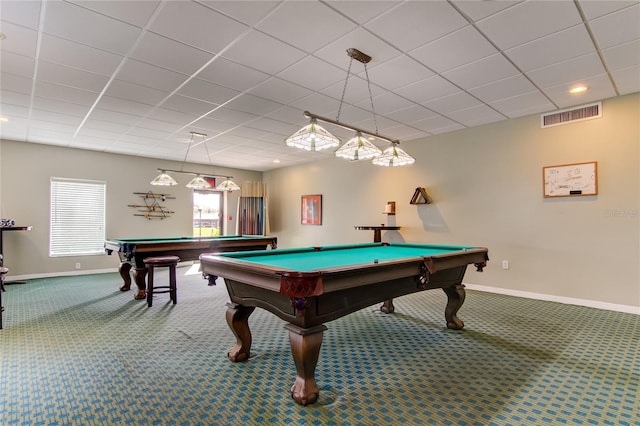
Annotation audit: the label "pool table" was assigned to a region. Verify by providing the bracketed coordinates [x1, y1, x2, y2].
[199, 242, 488, 405]
[104, 235, 277, 299]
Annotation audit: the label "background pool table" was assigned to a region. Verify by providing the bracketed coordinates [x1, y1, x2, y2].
[199, 242, 488, 405]
[105, 235, 277, 299]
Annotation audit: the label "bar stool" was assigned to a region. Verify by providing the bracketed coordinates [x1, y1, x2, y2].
[0, 266, 8, 329]
[144, 256, 180, 308]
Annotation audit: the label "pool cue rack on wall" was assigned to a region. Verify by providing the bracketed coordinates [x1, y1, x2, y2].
[130, 191, 175, 220]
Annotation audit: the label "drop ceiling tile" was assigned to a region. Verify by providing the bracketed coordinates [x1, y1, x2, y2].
[32, 97, 89, 117]
[105, 80, 170, 105]
[442, 53, 520, 90]
[30, 109, 83, 127]
[394, 75, 460, 104]
[589, 4, 640, 49]
[201, 1, 279, 26]
[0, 21, 38, 57]
[0, 90, 31, 108]
[125, 126, 173, 141]
[422, 91, 482, 114]
[527, 52, 606, 88]
[410, 26, 498, 73]
[39, 34, 123, 76]
[611, 65, 640, 95]
[190, 116, 237, 134]
[450, 0, 519, 21]
[489, 91, 556, 118]
[320, 75, 385, 105]
[469, 75, 538, 103]
[0, 0, 42, 29]
[148, 107, 201, 126]
[505, 25, 595, 72]
[0, 102, 30, 118]
[150, 1, 248, 54]
[134, 117, 184, 134]
[602, 39, 640, 71]
[326, 1, 398, 24]
[82, 118, 132, 134]
[276, 56, 345, 92]
[37, 60, 109, 92]
[225, 93, 283, 116]
[206, 107, 258, 125]
[90, 108, 145, 126]
[410, 114, 463, 134]
[366, 55, 435, 91]
[221, 30, 307, 75]
[95, 96, 155, 117]
[116, 59, 188, 92]
[476, 1, 582, 50]
[256, 1, 356, 53]
[386, 104, 439, 123]
[198, 57, 270, 91]
[248, 78, 313, 105]
[365, 1, 468, 52]
[130, 32, 213, 75]
[290, 92, 344, 117]
[355, 91, 414, 115]
[1, 73, 32, 95]
[35, 80, 99, 105]
[265, 106, 307, 125]
[68, 0, 161, 27]
[246, 117, 297, 136]
[177, 78, 239, 105]
[162, 94, 217, 116]
[44, 1, 142, 55]
[314, 28, 402, 70]
[1, 51, 35, 78]
[447, 104, 506, 127]
[543, 74, 617, 108]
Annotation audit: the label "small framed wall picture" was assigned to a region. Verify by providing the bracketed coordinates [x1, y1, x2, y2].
[543, 161, 598, 198]
[301, 194, 322, 225]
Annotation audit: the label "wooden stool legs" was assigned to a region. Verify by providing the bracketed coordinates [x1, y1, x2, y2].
[143, 256, 179, 308]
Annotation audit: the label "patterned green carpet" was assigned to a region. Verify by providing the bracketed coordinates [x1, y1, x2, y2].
[1, 268, 638, 425]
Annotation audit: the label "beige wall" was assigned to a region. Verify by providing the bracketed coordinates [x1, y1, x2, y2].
[264, 93, 640, 310]
[0, 141, 262, 276]
[1, 94, 638, 310]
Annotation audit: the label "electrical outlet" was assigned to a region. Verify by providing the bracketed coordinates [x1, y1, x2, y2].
[75, 262, 81, 270]
[502, 260, 509, 270]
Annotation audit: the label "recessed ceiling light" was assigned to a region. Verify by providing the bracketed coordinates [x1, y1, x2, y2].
[0, 117, 8, 122]
[569, 85, 588, 94]
[273, 159, 280, 163]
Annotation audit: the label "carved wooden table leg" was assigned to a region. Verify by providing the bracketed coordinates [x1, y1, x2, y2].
[285, 323, 327, 406]
[380, 298, 395, 314]
[132, 267, 148, 300]
[226, 303, 255, 362]
[118, 262, 132, 292]
[443, 284, 466, 330]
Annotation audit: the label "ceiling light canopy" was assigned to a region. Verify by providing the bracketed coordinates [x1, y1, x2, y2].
[285, 48, 415, 167]
[150, 131, 240, 191]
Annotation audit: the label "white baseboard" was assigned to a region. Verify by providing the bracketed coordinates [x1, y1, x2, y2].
[464, 283, 640, 315]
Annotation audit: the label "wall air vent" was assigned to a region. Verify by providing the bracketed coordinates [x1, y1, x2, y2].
[541, 101, 602, 128]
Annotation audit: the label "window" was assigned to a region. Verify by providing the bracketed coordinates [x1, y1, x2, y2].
[50, 177, 106, 257]
[193, 190, 223, 237]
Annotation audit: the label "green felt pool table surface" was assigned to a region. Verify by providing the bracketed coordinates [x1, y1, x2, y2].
[218, 243, 476, 271]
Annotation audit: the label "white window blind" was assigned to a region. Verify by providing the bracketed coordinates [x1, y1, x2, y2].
[50, 177, 106, 257]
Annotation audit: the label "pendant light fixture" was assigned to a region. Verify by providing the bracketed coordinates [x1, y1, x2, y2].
[150, 131, 241, 190]
[285, 48, 415, 167]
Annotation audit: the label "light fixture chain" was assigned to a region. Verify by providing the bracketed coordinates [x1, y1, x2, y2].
[336, 56, 354, 123]
[364, 63, 378, 135]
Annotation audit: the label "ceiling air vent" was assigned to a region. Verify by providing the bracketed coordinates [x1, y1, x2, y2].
[541, 101, 602, 128]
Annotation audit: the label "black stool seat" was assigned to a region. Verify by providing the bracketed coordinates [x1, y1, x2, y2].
[0, 266, 8, 329]
[144, 256, 180, 307]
